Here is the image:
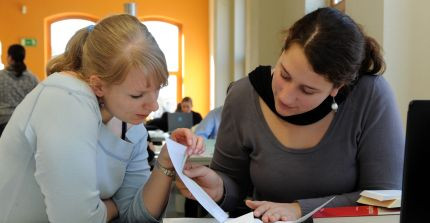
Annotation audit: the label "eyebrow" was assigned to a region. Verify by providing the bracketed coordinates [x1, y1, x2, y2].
[280, 62, 320, 91]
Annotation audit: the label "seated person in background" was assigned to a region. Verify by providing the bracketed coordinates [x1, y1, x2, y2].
[0, 44, 38, 136]
[194, 106, 223, 139]
[180, 96, 202, 124]
[146, 96, 202, 132]
[194, 83, 232, 140]
[175, 102, 182, 112]
[177, 7, 404, 223]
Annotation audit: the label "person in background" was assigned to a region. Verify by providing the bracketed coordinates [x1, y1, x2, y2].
[194, 106, 223, 140]
[0, 14, 204, 223]
[175, 102, 182, 112]
[0, 44, 38, 136]
[180, 96, 202, 125]
[146, 96, 202, 132]
[177, 7, 404, 223]
[194, 83, 233, 140]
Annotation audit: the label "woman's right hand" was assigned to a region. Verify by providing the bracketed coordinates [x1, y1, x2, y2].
[176, 163, 225, 202]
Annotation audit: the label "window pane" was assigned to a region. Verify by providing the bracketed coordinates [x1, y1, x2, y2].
[150, 75, 177, 119]
[51, 19, 95, 57]
[143, 21, 179, 72]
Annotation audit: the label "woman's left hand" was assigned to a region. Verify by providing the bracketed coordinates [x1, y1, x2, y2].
[158, 128, 205, 169]
[245, 200, 302, 223]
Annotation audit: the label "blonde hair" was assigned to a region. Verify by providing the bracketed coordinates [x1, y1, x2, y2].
[46, 14, 168, 87]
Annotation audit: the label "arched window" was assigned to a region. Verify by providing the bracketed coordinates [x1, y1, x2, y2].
[47, 16, 182, 119]
[143, 20, 182, 118]
[48, 16, 96, 59]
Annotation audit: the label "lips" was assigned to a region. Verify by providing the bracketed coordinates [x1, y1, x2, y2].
[277, 99, 295, 110]
[136, 114, 148, 118]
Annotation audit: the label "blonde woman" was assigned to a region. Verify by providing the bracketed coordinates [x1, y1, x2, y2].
[0, 14, 203, 223]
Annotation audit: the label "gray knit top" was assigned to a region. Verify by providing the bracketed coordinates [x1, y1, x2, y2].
[211, 73, 404, 215]
[0, 69, 38, 124]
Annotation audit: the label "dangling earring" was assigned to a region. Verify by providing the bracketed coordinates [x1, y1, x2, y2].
[98, 97, 105, 108]
[331, 96, 338, 112]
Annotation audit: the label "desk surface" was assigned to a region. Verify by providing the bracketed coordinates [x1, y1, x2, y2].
[163, 214, 400, 223]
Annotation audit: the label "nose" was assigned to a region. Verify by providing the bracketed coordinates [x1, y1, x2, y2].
[278, 83, 297, 105]
[144, 91, 159, 112]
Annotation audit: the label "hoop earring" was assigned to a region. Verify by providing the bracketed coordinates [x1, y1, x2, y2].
[331, 97, 338, 112]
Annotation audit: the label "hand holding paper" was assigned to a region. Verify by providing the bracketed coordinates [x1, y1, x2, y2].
[166, 139, 335, 223]
[157, 128, 204, 169]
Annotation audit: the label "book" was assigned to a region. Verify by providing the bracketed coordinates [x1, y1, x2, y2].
[313, 215, 399, 223]
[312, 206, 400, 223]
[357, 190, 401, 208]
[360, 190, 401, 201]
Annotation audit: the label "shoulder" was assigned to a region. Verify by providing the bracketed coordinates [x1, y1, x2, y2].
[0, 69, 11, 80]
[343, 75, 396, 116]
[193, 111, 202, 118]
[42, 72, 95, 99]
[352, 75, 393, 100]
[223, 76, 257, 119]
[24, 71, 39, 82]
[227, 76, 254, 101]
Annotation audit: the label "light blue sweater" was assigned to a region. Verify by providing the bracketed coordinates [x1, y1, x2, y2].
[0, 73, 159, 223]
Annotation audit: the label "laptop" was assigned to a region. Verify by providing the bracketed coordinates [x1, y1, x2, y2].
[167, 112, 193, 132]
[400, 100, 430, 223]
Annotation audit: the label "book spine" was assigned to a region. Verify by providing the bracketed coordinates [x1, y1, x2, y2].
[313, 206, 379, 218]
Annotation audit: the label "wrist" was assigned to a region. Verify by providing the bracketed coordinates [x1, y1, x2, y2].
[292, 202, 302, 218]
[155, 160, 176, 178]
[158, 145, 173, 169]
[157, 158, 173, 169]
[214, 177, 225, 203]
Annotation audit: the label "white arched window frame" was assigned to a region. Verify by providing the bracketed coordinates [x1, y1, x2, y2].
[143, 20, 182, 119]
[48, 17, 182, 119]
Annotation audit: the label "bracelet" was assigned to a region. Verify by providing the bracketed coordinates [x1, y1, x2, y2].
[155, 161, 176, 178]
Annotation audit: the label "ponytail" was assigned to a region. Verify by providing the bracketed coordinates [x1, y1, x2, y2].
[359, 36, 386, 76]
[7, 44, 27, 77]
[46, 28, 90, 76]
[10, 62, 27, 77]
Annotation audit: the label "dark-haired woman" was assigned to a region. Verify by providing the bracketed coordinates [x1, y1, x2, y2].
[177, 7, 404, 223]
[0, 44, 38, 136]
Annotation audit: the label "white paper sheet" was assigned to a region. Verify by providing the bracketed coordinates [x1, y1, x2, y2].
[166, 139, 335, 223]
[166, 139, 229, 222]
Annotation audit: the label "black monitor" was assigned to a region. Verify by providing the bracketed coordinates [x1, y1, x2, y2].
[400, 100, 430, 223]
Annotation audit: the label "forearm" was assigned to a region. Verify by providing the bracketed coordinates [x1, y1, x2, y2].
[103, 199, 118, 222]
[142, 161, 174, 219]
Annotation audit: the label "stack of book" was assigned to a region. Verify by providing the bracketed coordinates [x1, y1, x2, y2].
[312, 190, 401, 222]
[312, 205, 400, 223]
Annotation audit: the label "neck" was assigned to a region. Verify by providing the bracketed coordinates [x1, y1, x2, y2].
[101, 107, 113, 124]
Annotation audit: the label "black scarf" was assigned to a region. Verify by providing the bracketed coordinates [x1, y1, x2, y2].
[249, 66, 349, 125]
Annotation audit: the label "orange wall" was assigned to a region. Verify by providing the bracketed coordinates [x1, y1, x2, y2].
[0, 0, 209, 115]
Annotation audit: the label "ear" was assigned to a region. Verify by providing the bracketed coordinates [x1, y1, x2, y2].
[89, 75, 106, 97]
[7, 55, 12, 64]
[330, 84, 344, 97]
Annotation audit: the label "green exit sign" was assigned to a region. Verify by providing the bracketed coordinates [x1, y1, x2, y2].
[21, 38, 37, 47]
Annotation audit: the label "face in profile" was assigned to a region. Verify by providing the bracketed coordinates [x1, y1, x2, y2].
[271, 43, 340, 116]
[181, 101, 192, 113]
[95, 68, 161, 124]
